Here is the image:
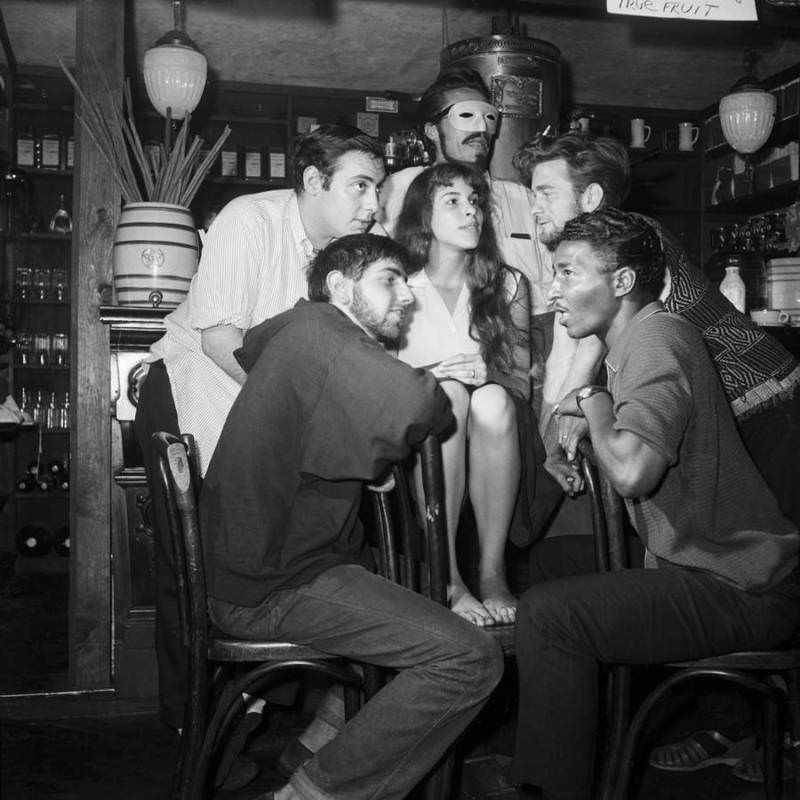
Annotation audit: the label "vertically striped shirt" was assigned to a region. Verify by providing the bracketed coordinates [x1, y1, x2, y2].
[149, 189, 314, 473]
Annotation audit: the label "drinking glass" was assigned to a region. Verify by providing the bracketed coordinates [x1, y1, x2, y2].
[15, 332, 33, 365]
[34, 332, 51, 365]
[15, 266, 32, 300]
[52, 332, 69, 366]
[51, 268, 68, 302]
[32, 266, 50, 301]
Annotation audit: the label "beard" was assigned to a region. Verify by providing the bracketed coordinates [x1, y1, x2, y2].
[351, 286, 406, 342]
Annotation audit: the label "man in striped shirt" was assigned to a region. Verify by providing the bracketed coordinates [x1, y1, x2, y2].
[134, 124, 386, 734]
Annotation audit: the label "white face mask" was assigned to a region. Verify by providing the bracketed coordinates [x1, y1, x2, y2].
[440, 101, 499, 133]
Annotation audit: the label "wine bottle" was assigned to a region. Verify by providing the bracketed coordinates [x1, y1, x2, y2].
[16, 525, 52, 557]
[48, 459, 64, 477]
[37, 473, 55, 492]
[16, 474, 37, 492]
[53, 526, 70, 557]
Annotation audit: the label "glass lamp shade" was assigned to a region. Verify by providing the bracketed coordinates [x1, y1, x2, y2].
[143, 43, 207, 120]
[718, 90, 776, 154]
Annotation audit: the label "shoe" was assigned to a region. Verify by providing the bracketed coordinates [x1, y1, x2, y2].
[648, 730, 756, 772]
[277, 737, 314, 778]
[732, 747, 794, 783]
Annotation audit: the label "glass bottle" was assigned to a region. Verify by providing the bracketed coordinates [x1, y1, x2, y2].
[49, 193, 72, 234]
[719, 259, 746, 313]
[57, 392, 70, 431]
[45, 391, 59, 431]
[31, 390, 45, 427]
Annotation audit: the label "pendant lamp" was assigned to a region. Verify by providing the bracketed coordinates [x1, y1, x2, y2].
[718, 52, 776, 155]
[143, 0, 207, 120]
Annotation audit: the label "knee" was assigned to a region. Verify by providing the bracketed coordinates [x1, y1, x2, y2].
[515, 585, 573, 653]
[470, 386, 516, 436]
[461, 629, 505, 694]
[441, 380, 471, 422]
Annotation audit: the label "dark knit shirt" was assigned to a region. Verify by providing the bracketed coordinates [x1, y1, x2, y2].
[200, 300, 454, 607]
[606, 302, 799, 592]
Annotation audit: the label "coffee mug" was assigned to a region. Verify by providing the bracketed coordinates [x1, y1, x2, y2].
[750, 309, 790, 325]
[678, 122, 700, 152]
[630, 118, 651, 149]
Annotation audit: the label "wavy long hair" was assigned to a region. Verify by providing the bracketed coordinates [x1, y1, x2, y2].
[394, 163, 519, 374]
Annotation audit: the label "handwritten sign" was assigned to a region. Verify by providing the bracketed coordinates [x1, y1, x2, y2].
[607, 0, 757, 21]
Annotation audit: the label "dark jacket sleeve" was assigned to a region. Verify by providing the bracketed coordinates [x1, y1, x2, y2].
[299, 335, 454, 482]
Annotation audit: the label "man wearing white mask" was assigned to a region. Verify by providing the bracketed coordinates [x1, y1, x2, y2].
[379, 68, 552, 316]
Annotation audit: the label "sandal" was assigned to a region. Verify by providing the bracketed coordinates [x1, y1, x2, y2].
[732, 747, 794, 783]
[648, 730, 756, 772]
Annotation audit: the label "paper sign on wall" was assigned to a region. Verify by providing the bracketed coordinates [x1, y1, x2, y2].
[356, 112, 380, 137]
[607, 0, 757, 21]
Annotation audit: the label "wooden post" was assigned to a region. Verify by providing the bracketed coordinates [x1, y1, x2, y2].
[69, 0, 124, 689]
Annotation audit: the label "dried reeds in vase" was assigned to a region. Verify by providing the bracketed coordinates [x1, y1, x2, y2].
[58, 55, 230, 208]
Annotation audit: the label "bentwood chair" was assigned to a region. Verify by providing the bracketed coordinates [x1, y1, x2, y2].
[366, 434, 514, 799]
[153, 432, 365, 800]
[578, 439, 800, 800]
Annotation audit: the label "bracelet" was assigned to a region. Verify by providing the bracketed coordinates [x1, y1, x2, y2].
[575, 385, 611, 412]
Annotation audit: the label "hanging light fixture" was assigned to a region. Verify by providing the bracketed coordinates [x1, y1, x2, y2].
[718, 52, 776, 155]
[143, 0, 207, 120]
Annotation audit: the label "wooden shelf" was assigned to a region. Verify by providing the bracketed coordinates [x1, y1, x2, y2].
[13, 364, 69, 372]
[705, 180, 799, 216]
[703, 115, 800, 158]
[9, 167, 73, 178]
[2, 232, 72, 242]
[205, 176, 288, 187]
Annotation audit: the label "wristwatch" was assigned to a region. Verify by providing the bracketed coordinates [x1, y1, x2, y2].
[575, 385, 610, 412]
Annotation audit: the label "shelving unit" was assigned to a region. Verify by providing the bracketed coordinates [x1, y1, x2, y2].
[0, 68, 73, 571]
[699, 63, 800, 267]
[569, 104, 704, 262]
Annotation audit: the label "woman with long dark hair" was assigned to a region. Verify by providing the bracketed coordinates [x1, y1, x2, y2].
[395, 163, 531, 626]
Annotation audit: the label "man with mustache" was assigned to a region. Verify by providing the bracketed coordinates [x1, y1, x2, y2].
[380, 68, 550, 315]
[201, 233, 504, 800]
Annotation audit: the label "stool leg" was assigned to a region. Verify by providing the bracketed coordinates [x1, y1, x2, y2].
[787, 669, 800, 800]
[762, 693, 783, 800]
[598, 665, 631, 800]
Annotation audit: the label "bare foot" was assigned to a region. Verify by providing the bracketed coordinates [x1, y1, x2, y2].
[480, 573, 517, 625]
[449, 584, 495, 627]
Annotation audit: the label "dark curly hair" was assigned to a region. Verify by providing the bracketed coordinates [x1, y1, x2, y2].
[292, 124, 384, 192]
[307, 233, 411, 301]
[513, 132, 631, 208]
[555, 208, 666, 301]
[394, 163, 520, 374]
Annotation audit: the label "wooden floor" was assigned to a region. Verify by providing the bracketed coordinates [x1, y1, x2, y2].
[0, 696, 793, 800]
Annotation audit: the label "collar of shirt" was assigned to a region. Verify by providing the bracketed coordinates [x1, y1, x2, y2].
[288, 193, 317, 263]
[605, 300, 666, 379]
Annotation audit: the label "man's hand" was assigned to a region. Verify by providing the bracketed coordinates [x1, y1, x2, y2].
[554, 414, 589, 464]
[544, 449, 584, 496]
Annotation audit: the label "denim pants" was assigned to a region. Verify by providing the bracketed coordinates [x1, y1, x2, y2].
[511, 560, 800, 800]
[209, 563, 504, 800]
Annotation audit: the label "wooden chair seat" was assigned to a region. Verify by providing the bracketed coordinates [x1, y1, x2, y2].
[153, 432, 364, 800]
[579, 440, 800, 800]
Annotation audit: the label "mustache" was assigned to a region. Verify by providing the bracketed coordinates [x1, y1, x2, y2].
[464, 133, 489, 145]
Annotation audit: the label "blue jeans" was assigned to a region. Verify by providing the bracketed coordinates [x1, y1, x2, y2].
[511, 561, 800, 800]
[209, 564, 504, 800]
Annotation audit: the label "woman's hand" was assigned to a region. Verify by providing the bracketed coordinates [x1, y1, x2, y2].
[431, 353, 487, 386]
